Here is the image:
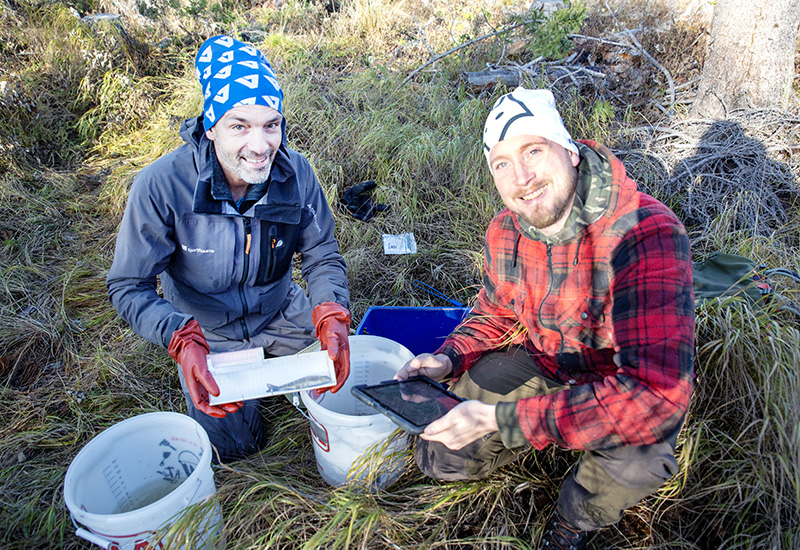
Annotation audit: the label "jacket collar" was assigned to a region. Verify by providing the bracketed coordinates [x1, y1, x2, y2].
[514, 141, 616, 243]
[180, 116, 300, 222]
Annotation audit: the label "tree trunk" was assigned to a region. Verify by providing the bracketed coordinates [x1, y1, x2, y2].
[691, 0, 800, 118]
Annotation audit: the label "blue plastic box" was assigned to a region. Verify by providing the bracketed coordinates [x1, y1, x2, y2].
[355, 306, 472, 356]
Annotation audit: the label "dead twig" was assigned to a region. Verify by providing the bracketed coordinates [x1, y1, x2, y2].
[601, 0, 675, 108]
[566, 33, 631, 50]
[402, 21, 527, 85]
[616, 112, 800, 246]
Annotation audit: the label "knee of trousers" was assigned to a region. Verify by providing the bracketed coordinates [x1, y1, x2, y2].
[414, 433, 523, 482]
[178, 364, 267, 461]
[580, 441, 680, 491]
[557, 445, 679, 531]
[186, 400, 267, 462]
[413, 438, 490, 481]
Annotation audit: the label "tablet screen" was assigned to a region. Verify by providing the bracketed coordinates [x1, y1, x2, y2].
[356, 378, 463, 429]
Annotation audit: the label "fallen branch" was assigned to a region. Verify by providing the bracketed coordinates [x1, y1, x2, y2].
[601, 0, 675, 108]
[479, 58, 606, 94]
[402, 21, 527, 86]
[464, 69, 523, 88]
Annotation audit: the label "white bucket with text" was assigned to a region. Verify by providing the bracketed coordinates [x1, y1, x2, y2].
[63, 412, 223, 550]
[300, 335, 414, 488]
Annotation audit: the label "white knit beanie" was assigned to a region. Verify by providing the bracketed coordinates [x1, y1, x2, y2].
[483, 87, 578, 167]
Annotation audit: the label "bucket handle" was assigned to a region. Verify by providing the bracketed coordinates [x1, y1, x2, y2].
[289, 392, 328, 434]
[289, 392, 311, 421]
[183, 475, 204, 506]
[75, 528, 112, 549]
[71, 514, 112, 549]
[288, 392, 377, 431]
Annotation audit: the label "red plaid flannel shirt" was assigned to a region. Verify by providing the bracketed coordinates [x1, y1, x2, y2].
[439, 141, 694, 451]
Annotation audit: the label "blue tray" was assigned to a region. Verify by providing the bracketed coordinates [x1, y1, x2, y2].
[355, 306, 471, 356]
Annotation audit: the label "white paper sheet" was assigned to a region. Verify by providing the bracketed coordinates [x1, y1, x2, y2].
[206, 349, 336, 405]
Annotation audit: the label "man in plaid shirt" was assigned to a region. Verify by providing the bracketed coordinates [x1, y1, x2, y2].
[396, 88, 694, 549]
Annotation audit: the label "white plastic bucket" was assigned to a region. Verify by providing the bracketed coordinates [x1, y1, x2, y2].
[300, 335, 415, 488]
[63, 412, 223, 550]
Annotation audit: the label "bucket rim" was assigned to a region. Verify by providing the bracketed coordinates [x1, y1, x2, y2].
[300, 389, 391, 425]
[299, 334, 414, 424]
[303, 333, 416, 352]
[63, 411, 212, 521]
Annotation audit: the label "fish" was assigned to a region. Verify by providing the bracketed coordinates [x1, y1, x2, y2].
[265, 374, 333, 393]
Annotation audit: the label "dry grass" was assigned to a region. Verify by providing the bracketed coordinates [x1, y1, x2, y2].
[616, 111, 800, 255]
[1, 0, 799, 548]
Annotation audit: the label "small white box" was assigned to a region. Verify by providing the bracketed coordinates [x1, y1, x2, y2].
[382, 233, 417, 254]
[206, 348, 336, 405]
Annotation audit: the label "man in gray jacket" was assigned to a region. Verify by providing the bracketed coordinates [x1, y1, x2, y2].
[107, 35, 351, 461]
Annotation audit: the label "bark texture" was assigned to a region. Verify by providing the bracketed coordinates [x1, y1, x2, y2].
[691, 0, 800, 118]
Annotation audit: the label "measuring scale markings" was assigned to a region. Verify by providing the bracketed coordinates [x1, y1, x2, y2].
[103, 459, 131, 509]
[111, 478, 183, 514]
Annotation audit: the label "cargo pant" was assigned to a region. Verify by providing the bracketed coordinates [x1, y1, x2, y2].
[178, 285, 317, 462]
[414, 347, 682, 531]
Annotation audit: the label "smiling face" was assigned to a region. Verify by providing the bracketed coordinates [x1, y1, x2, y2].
[205, 104, 283, 194]
[488, 134, 580, 236]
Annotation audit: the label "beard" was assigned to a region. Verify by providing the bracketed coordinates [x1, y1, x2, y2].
[515, 174, 578, 231]
[520, 193, 573, 229]
[217, 148, 276, 185]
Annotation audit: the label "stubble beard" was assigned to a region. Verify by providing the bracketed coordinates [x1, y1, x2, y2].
[517, 175, 577, 231]
[219, 148, 276, 185]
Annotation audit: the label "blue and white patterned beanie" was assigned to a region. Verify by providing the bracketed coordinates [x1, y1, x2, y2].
[483, 87, 578, 168]
[195, 35, 283, 130]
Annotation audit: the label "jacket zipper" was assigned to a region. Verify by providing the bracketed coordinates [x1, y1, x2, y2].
[267, 225, 278, 281]
[538, 243, 566, 359]
[239, 217, 251, 340]
[538, 244, 553, 327]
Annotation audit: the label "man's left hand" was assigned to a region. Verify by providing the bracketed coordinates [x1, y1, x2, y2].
[420, 400, 498, 450]
[312, 302, 351, 393]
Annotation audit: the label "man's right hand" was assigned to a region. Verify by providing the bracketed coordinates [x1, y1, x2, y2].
[421, 400, 498, 450]
[395, 353, 453, 382]
[168, 320, 241, 418]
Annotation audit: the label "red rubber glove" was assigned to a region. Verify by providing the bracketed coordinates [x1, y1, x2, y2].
[312, 302, 351, 394]
[168, 320, 241, 418]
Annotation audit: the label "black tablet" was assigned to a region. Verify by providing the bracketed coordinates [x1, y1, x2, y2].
[351, 376, 465, 435]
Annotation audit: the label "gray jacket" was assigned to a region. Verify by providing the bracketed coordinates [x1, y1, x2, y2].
[106, 116, 349, 348]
